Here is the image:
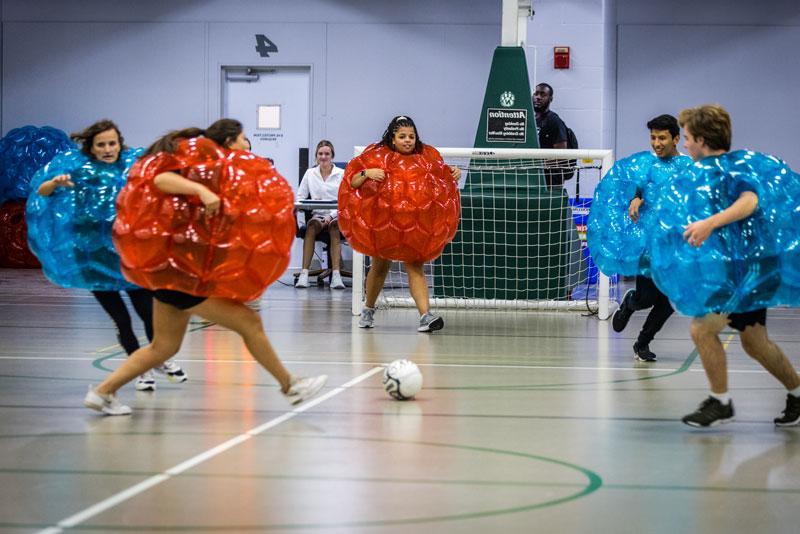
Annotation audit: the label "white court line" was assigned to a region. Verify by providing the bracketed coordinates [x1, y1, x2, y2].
[36, 366, 384, 534]
[0, 355, 785, 374]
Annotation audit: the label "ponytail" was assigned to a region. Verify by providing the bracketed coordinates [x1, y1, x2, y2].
[144, 118, 242, 156]
[144, 127, 205, 156]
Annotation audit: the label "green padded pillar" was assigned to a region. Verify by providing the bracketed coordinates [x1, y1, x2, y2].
[473, 46, 540, 151]
[434, 46, 571, 301]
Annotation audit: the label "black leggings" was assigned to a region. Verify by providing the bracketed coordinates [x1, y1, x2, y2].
[91, 289, 154, 355]
[629, 275, 675, 346]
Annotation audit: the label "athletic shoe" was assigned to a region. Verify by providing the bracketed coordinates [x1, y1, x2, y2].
[283, 375, 328, 405]
[296, 272, 310, 288]
[612, 289, 635, 332]
[330, 271, 346, 289]
[155, 360, 188, 383]
[84, 386, 132, 416]
[633, 342, 657, 362]
[774, 394, 800, 427]
[682, 396, 735, 427]
[418, 312, 444, 332]
[135, 372, 156, 391]
[358, 307, 375, 328]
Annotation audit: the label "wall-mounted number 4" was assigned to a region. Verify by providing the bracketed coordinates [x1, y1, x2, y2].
[255, 34, 278, 57]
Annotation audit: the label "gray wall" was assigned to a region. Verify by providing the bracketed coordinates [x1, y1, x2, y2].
[6, 0, 799, 173]
[3, 21, 207, 147]
[525, 0, 617, 197]
[615, 0, 800, 168]
[1, 0, 499, 165]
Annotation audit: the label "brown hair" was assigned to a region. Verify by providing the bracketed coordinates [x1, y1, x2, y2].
[70, 119, 127, 159]
[315, 139, 335, 159]
[678, 104, 732, 151]
[144, 118, 243, 156]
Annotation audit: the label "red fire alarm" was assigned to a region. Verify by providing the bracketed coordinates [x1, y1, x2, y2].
[554, 46, 570, 69]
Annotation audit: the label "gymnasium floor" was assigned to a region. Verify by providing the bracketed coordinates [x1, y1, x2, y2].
[1, 268, 799, 533]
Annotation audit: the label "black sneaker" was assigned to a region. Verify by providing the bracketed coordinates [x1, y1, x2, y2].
[633, 342, 657, 362]
[774, 394, 800, 427]
[612, 289, 635, 332]
[682, 396, 735, 427]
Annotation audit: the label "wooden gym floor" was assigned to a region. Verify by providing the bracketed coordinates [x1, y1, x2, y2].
[1, 268, 798, 533]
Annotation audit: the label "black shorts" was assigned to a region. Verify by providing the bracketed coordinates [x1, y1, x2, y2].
[728, 309, 767, 332]
[153, 289, 207, 311]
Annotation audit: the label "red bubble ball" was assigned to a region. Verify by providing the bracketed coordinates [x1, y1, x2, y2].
[0, 200, 41, 268]
[338, 144, 460, 263]
[113, 138, 295, 301]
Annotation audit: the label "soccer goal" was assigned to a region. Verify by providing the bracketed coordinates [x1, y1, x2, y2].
[350, 147, 616, 318]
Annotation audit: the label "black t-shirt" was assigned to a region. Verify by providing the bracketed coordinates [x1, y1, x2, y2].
[536, 110, 571, 187]
[536, 110, 568, 149]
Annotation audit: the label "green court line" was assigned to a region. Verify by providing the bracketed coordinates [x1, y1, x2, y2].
[0, 467, 589, 487]
[0, 376, 278, 390]
[91, 322, 215, 372]
[0, 435, 602, 530]
[0, 468, 796, 495]
[0, 408, 785, 428]
[435, 348, 699, 391]
[604, 483, 800, 494]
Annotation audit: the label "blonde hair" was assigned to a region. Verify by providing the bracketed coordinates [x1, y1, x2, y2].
[678, 104, 731, 151]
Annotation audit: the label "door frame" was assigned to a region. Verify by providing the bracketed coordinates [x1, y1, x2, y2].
[219, 64, 314, 167]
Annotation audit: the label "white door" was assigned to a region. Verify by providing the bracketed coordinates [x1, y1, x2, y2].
[222, 66, 311, 268]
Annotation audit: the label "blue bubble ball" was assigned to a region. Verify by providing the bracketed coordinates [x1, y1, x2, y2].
[649, 150, 800, 316]
[0, 125, 76, 203]
[26, 147, 144, 291]
[587, 152, 692, 276]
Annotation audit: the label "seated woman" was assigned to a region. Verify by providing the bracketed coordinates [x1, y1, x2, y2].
[296, 140, 346, 289]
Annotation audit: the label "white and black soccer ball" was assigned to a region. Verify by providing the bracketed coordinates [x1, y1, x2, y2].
[382, 359, 423, 400]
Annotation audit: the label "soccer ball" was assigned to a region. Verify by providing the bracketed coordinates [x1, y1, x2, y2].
[382, 359, 423, 400]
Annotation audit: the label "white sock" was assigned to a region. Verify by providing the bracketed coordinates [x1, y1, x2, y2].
[301, 269, 309, 276]
[788, 385, 800, 398]
[333, 269, 340, 276]
[710, 391, 730, 405]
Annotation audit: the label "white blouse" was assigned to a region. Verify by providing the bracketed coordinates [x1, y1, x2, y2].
[297, 164, 344, 218]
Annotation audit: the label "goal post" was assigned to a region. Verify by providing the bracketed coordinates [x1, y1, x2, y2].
[349, 146, 615, 318]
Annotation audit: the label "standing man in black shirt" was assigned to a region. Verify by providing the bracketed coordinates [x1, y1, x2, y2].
[533, 83, 570, 187]
[532, 82, 583, 295]
[533, 82, 568, 150]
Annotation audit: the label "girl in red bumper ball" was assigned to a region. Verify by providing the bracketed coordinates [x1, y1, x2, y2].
[338, 116, 461, 332]
[84, 119, 327, 415]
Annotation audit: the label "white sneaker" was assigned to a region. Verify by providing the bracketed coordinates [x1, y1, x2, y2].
[135, 372, 156, 391]
[283, 375, 328, 405]
[296, 272, 310, 288]
[155, 360, 188, 383]
[358, 307, 375, 328]
[418, 312, 444, 332]
[331, 271, 345, 289]
[84, 386, 132, 416]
